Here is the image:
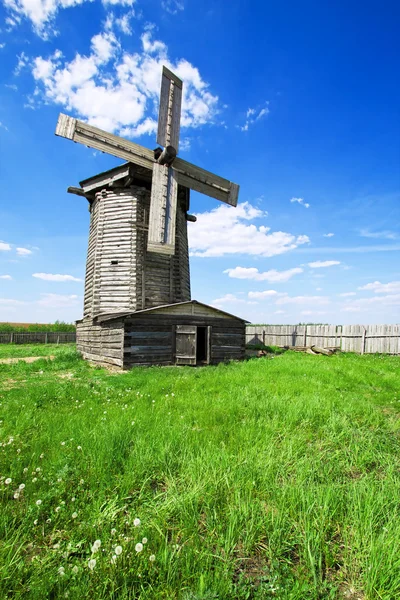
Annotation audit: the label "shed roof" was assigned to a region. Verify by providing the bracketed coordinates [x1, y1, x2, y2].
[95, 300, 249, 324]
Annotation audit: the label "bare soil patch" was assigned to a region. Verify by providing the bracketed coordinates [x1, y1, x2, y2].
[0, 355, 55, 365]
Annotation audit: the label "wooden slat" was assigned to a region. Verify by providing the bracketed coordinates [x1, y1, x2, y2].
[147, 164, 178, 255]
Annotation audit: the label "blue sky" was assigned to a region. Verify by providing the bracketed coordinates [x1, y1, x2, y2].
[0, 0, 399, 324]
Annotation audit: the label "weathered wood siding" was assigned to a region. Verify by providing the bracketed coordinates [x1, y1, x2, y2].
[76, 318, 124, 367]
[123, 313, 245, 368]
[83, 185, 190, 320]
[246, 324, 400, 354]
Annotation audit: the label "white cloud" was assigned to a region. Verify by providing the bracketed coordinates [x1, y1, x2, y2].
[341, 294, 400, 312]
[301, 310, 327, 316]
[0, 121, 9, 131]
[323, 233, 334, 238]
[14, 51, 29, 74]
[189, 201, 309, 258]
[240, 103, 269, 131]
[248, 290, 280, 300]
[338, 292, 356, 297]
[4, 0, 135, 38]
[359, 229, 398, 240]
[276, 295, 330, 306]
[16, 247, 33, 256]
[274, 310, 286, 315]
[308, 260, 340, 268]
[179, 137, 191, 151]
[31, 27, 220, 137]
[37, 293, 81, 308]
[0, 241, 12, 251]
[32, 273, 83, 282]
[0, 275, 12, 280]
[0, 298, 26, 306]
[290, 197, 310, 208]
[358, 281, 400, 294]
[224, 266, 303, 282]
[213, 293, 246, 305]
[161, 0, 184, 14]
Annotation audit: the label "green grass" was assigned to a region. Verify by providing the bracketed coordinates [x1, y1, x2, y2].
[0, 344, 76, 359]
[0, 346, 399, 599]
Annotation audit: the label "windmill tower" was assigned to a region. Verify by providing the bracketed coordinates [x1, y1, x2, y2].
[57, 66, 247, 368]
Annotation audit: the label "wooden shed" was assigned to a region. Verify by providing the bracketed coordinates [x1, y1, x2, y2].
[76, 300, 247, 369]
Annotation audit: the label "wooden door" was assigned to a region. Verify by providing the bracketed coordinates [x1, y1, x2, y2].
[175, 325, 197, 365]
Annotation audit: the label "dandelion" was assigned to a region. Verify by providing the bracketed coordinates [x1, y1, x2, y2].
[14, 492, 20, 499]
[88, 558, 96, 570]
[142, 538, 148, 544]
[111, 528, 116, 536]
[32, 477, 37, 483]
[93, 539, 101, 549]
[80, 479, 84, 485]
[34, 519, 38, 525]
[77, 446, 82, 451]
[23, 468, 28, 473]
[131, 421, 135, 425]
[71, 497, 76, 502]
[46, 518, 52, 524]
[40, 453, 44, 459]
[55, 506, 61, 513]
[149, 554, 156, 562]
[135, 543, 143, 553]
[58, 566, 65, 577]
[19, 483, 25, 490]
[57, 478, 62, 483]
[115, 546, 122, 556]
[17, 448, 21, 454]
[61, 442, 65, 446]
[72, 566, 79, 574]
[53, 543, 60, 549]
[36, 468, 41, 472]
[133, 518, 141, 527]
[5, 478, 12, 485]
[36, 499, 42, 506]
[111, 555, 117, 565]
[72, 512, 78, 519]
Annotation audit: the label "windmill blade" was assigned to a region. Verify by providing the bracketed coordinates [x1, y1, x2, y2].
[147, 163, 178, 255]
[157, 66, 183, 151]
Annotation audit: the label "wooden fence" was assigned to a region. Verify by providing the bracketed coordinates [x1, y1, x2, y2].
[0, 332, 76, 344]
[245, 324, 400, 355]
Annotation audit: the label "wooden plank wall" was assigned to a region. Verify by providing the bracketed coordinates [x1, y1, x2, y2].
[76, 318, 124, 367]
[246, 324, 400, 354]
[0, 332, 76, 344]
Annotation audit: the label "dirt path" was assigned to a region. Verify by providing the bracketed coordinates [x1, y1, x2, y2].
[0, 355, 55, 365]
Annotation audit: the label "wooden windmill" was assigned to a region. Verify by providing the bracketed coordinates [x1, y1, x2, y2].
[56, 66, 247, 369]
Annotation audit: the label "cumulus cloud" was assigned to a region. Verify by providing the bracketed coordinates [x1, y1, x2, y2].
[0, 241, 12, 251]
[213, 293, 247, 305]
[16, 247, 33, 256]
[341, 294, 400, 312]
[224, 266, 303, 283]
[247, 290, 280, 300]
[189, 201, 309, 258]
[31, 27, 220, 138]
[276, 295, 330, 306]
[290, 197, 310, 208]
[240, 103, 270, 131]
[308, 260, 340, 268]
[0, 275, 12, 280]
[338, 292, 356, 297]
[37, 293, 81, 308]
[358, 281, 400, 294]
[32, 273, 83, 282]
[4, 0, 136, 37]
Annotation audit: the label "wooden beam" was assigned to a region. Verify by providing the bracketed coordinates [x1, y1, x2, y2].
[67, 186, 86, 197]
[56, 113, 239, 206]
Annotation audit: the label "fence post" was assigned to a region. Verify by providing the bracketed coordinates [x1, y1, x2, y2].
[262, 329, 265, 346]
[10, 332, 13, 344]
[45, 333, 48, 344]
[361, 327, 366, 355]
[57, 335, 60, 345]
[304, 325, 307, 347]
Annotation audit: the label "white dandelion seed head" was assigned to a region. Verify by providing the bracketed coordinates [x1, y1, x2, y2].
[40, 453, 44, 459]
[111, 528, 116, 536]
[88, 558, 96, 570]
[23, 468, 28, 473]
[111, 555, 117, 564]
[115, 545, 122, 556]
[36, 499, 42, 506]
[71, 512, 78, 519]
[61, 500, 65, 505]
[46, 518, 52, 523]
[32, 477, 37, 483]
[55, 506, 61, 512]
[34, 519, 38, 525]
[57, 478, 62, 483]
[5, 478, 12, 485]
[80, 479, 84, 485]
[93, 539, 101, 549]
[14, 492, 20, 499]
[58, 566, 65, 576]
[71, 497, 76, 502]
[133, 518, 141, 527]
[142, 538, 148, 544]
[36, 468, 41, 472]
[77, 446, 82, 451]
[19, 483, 25, 490]
[17, 448, 21, 453]
[72, 566, 79, 574]
[149, 554, 156, 562]
[53, 543, 60, 549]
[61, 442, 65, 446]
[135, 543, 143, 553]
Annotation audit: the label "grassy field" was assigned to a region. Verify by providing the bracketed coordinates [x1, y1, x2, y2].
[0, 345, 399, 599]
